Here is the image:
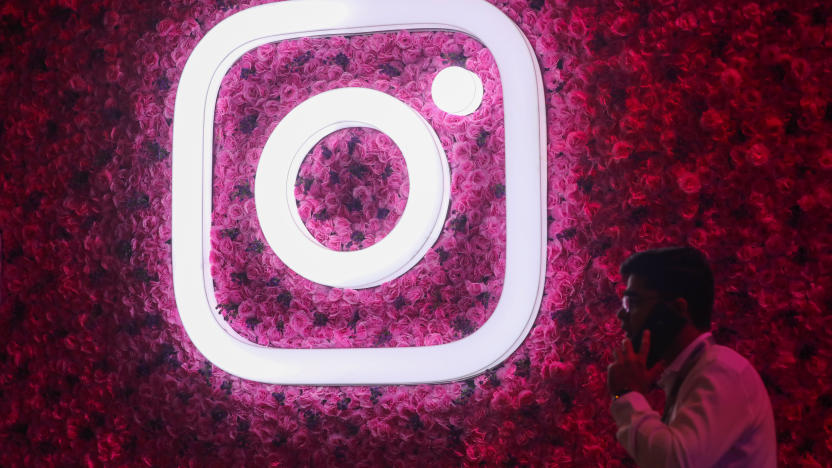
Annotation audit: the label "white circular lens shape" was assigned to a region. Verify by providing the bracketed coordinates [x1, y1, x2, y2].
[255, 87, 450, 289]
[431, 66, 484, 116]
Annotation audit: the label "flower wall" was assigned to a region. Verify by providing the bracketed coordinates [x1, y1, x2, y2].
[1, 0, 830, 466]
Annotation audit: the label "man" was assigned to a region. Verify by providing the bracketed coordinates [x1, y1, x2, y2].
[607, 247, 776, 467]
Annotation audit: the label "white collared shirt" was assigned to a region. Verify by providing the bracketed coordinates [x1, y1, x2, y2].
[610, 332, 777, 467]
[656, 332, 713, 416]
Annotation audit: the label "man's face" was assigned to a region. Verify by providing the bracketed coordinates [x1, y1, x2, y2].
[617, 274, 661, 345]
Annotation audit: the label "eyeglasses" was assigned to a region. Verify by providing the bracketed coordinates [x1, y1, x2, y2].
[621, 293, 666, 314]
[621, 295, 632, 313]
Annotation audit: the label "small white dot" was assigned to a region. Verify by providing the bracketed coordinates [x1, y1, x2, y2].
[431, 66, 484, 116]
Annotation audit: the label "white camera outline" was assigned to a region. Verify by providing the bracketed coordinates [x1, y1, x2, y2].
[171, 0, 547, 385]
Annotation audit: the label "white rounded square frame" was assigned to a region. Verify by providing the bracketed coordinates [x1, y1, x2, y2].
[171, 0, 547, 385]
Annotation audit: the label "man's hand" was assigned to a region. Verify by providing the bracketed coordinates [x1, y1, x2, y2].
[607, 331, 665, 397]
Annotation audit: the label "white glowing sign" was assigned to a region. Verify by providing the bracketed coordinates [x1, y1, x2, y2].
[431, 66, 484, 116]
[171, 0, 547, 385]
[256, 87, 450, 289]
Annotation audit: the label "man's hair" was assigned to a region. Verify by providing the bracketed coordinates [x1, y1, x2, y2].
[620, 246, 714, 331]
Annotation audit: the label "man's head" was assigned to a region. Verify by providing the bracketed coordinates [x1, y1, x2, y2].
[618, 247, 714, 365]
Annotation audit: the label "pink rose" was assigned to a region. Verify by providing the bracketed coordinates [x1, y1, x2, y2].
[700, 108, 726, 132]
[818, 149, 832, 170]
[611, 12, 638, 36]
[790, 58, 810, 80]
[816, 186, 832, 209]
[747, 143, 770, 166]
[611, 141, 634, 161]
[677, 171, 701, 194]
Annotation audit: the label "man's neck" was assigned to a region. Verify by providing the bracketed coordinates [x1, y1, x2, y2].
[663, 326, 705, 366]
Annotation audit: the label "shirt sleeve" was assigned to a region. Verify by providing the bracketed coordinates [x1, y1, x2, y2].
[610, 363, 757, 468]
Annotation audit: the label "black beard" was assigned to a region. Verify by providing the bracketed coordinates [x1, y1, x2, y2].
[632, 303, 689, 369]
[633, 318, 687, 369]
[633, 328, 666, 369]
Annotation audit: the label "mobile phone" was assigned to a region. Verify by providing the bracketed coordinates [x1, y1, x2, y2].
[633, 302, 688, 369]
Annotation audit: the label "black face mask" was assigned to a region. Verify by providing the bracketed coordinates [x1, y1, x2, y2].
[633, 302, 688, 369]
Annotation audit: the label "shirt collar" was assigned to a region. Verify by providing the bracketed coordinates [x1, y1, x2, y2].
[658, 332, 712, 390]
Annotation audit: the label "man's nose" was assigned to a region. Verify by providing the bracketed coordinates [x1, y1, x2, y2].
[617, 307, 628, 322]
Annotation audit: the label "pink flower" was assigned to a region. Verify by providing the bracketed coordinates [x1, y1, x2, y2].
[818, 149, 832, 170]
[611, 13, 638, 36]
[611, 141, 634, 160]
[700, 108, 726, 132]
[676, 171, 701, 194]
[747, 142, 770, 166]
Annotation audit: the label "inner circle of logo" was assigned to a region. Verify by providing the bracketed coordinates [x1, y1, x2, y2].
[255, 87, 451, 289]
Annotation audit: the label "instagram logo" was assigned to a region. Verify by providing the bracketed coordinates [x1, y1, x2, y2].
[171, 0, 546, 384]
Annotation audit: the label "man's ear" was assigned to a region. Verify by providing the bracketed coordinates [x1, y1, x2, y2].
[670, 297, 689, 320]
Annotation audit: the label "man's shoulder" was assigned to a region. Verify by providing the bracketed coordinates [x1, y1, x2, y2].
[700, 343, 765, 387]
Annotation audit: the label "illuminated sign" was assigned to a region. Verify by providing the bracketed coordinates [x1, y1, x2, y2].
[256, 87, 451, 289]
[171, 0, 546, 384]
